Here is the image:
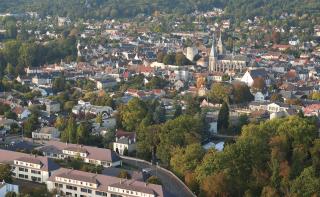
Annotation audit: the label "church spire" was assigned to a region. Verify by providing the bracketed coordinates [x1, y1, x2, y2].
[210, 34, 217, 58]
[217, 31, 225, 55]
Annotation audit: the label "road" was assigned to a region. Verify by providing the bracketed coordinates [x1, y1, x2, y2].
[121, 157, 196, 197]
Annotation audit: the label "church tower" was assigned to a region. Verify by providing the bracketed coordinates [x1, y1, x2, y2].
[217, 32, 225, 55]
[209, 34, 217, 72]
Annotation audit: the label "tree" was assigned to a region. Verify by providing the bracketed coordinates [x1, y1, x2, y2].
[118, 170, 131, 179]
[173, 104, 182, 118]
[54, 116, 66, 131]
[4, 111, 17, 120]
[146, 176, 162, 185]
[62, 115, 77, 143]
[52, 76, 66, 93]
[119, 98, 147, 131]
[153, 102, 166, 124]
[157, 115, 204, 166]
[5, 192, 17, 197]
[270, 93, 283, 102]
[23, 113, 39, 137]
[76, 122, 90, 144]
[232, 82, 253, 104]
[271, 31, 281, 44]
[185, 96, 200, 115]
[209, 83, 231, 103]
[0, 164, 12, 183]
[96, 113, 103, 126]
[290, 167, 320, 197]
[217, 102, 229, 131]
[252, 77, 266, 90]
[170, 143, 205, 177]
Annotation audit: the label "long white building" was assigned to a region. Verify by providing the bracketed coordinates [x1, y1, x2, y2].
[37, 141, 122, 168]
[0, 149, 60, 183]
[47, 168, 165, 197]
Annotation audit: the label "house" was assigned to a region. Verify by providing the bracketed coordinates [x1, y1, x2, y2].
[303, 104, 320, 117]
[0, 149, 60, 183]
[96, 78, 117, 90]
[47, 168, 165, 197]
[209, 72, 224, 82]
[241, 69, 268, 87]
[12, 107, 31, 120]
[254, 92, 266, 102]
[37, 141, 121, 168]
[174, 80, 185, 91]
[32, 127, 60, 140]
[45, 101, 60, 114]
[113, 130, 136, 155]
[0, 118, 18, 135]
[0, 181, 19, 196]
[32, 74, 52, 86]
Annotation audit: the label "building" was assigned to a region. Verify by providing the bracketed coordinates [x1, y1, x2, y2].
[209, 33, 247, 73]
[32, 127, 60, 140]
[45, 101, 61, 114]
[113, 130, 136, 155]
[0, 181, 19, 196]
[241, 69, 268, 87]
[37, 141, 121, 168]
[47, 168, 165, 197]
[96, 78, 117, 90]
[0, 149, 60, 183]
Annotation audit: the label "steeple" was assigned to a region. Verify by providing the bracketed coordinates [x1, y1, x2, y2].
[210, 34, 217, 58]
[217, 32, 225, 55]
[209, 34, 217, 72]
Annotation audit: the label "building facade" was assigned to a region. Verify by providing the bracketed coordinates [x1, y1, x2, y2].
[47, 168, 165, 197]
[209, 33, 247, 73]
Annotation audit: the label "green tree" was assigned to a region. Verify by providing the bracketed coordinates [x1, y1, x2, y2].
[62, 115, 77, 143]
[209, 83, 231, 103]
[146, 176, 162, 185]
[290, 167, 320, 197]
[5, 192, 17, 197]
[0, 164, 12, 183]
[153, 102, 166, 124]
[170, 143, 205, 177]
[217, 102, 229, 131]
[23, 113, 39, 137]
[232, 82, 253, 104]
[96, 113, 103, 126]
[118, 170, 131, 179]
[76, 122, 90, 144]
[119, 98, 147, 131]
[173, 103, 182, 118]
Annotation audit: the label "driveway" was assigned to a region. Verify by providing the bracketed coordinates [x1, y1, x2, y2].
[121, 157, 195, 197]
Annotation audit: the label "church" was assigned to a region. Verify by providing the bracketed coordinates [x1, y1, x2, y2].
[208, 33, 248, 73]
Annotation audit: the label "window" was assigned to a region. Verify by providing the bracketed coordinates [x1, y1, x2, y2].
[31, 170, 41, 174]
[96, 191, 107, 196]
[19, 167, 27, 172]
[18, 174, 28, 179]
[66, 185, 77, 190]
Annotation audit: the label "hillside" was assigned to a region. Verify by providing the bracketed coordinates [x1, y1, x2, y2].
[0, 0, 319, 20]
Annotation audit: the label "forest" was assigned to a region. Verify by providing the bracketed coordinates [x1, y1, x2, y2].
[0, 0, 319, 20]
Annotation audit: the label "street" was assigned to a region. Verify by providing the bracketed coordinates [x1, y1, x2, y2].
[121, 157, 196, 197]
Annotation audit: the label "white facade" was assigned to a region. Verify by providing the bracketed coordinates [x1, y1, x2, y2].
[32, 127, 60, 140]
[254, 92, 265, 102]
[241, 71, 254, 87]
[12, 160, 50, 183]
[0, 182, 19, 196]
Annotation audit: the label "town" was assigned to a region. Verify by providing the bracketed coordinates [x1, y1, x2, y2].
[0, 1, 319, 197]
